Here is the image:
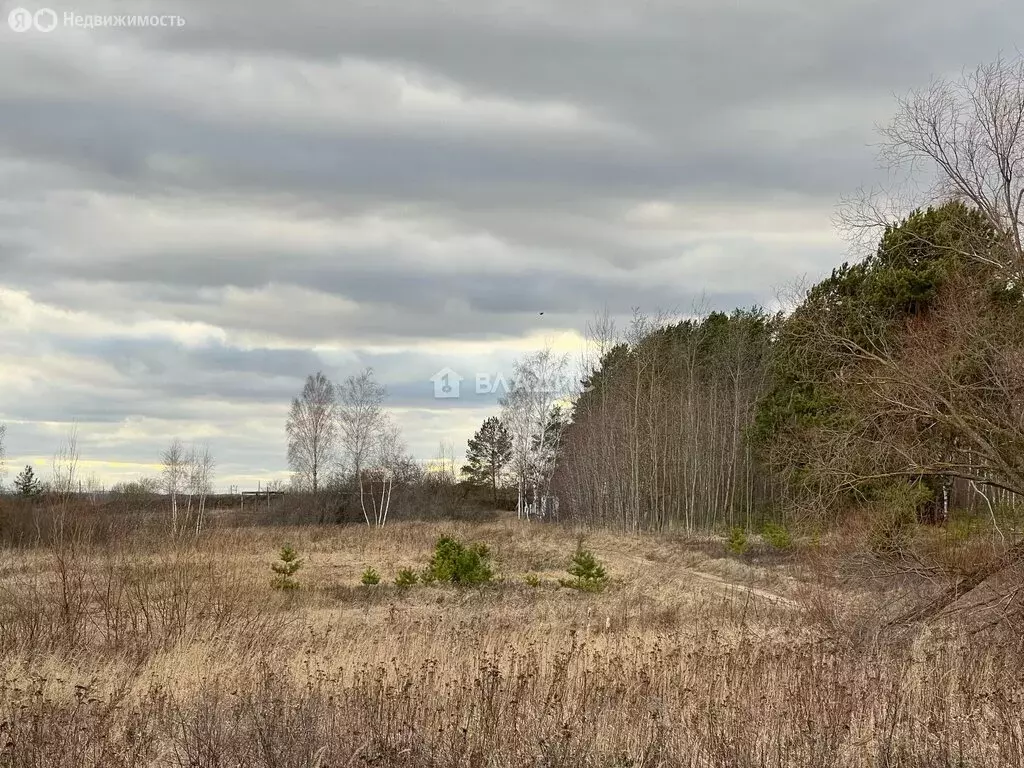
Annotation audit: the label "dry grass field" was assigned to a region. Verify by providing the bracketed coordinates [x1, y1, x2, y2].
[0, 516, 1022, 767]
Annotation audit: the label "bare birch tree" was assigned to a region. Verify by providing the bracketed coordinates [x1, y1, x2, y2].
[501, 348, 570, 519]
[361, 419, 409, 528]
[161, 438, 186, 536]
[286, 372, 338, 495]
[189, 443, 215, 536]
[337, 369, 386, 479]
[337, 368, 388, 525]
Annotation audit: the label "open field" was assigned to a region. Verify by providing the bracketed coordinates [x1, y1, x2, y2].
[0, 517, 1022, 767]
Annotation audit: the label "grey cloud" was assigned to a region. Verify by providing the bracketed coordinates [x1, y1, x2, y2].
[150, 0, 1019, 132]
[22, 262, 772, 344]
[0, 86, 872, 208]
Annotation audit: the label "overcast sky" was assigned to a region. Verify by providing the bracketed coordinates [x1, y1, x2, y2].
[1, 0, 1021, 490]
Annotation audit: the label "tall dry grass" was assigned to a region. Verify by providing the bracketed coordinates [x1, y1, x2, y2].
[0, 517, 1021, 766]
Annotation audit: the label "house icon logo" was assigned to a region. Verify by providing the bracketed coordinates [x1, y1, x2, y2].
[430, 367, 463, 399]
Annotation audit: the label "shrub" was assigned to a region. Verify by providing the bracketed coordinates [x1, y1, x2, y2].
[422, 536, 493, 585]
[360, 567, 381, 586]
[761, 522, 792, 550]
[727, 526, 748, 555]
[560, 545, 608, 592]
[394, 568, 419, 587]
[270, 544, 303, 590]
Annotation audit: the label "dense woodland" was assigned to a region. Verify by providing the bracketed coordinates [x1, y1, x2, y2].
[552, 201, 1022, 531]
[553, 309, 777, 531]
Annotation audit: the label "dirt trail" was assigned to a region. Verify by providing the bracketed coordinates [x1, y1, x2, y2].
[612, 551, 801, 609]
[676, 567, 800, 608]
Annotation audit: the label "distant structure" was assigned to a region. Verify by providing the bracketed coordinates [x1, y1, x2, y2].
[238, 480, 286, 511]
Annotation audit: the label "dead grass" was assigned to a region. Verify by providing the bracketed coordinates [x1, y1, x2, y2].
[0, 516, 1021, 766]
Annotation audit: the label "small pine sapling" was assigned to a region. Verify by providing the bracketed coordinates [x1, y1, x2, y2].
[270, 544, 304, 590]
[394, 568, 419, 587]
[423, 536, 493, 585]
[727, 526, 748, 555]
[761, 522, 792, 550]
[360, 567, 381, 586]
[560, 544, 608, 592]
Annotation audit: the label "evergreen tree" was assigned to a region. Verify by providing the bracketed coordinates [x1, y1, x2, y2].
[461, 416, 513, 504]
[753, 202, 997, 452]
[270, 544, 304, 590]
[752, 201, 1011, 512]
[13, 465, 42, 499]
[560, 543, 608, 592]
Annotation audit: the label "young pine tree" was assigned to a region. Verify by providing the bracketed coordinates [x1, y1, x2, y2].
[270, 544, 304, 590]
[13, 465, 42, 499]
[560, 542, 608, 592]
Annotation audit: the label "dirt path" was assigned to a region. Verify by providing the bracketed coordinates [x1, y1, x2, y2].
[611, 550, 801, 609]
[677, 566, 800, 608]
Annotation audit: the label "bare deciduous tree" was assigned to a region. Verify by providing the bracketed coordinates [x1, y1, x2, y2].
[162, 438, 186, 536]
[501, 347, 570, 520]
[286, 372, 338, 495]
[50, 425, 80, 541]
[337, 368, 387, 483]
[845, 55, 1024, 283]
[336, 368, 392, 526]
[361, 420, 409, 528]
[50, 425, 80, 498]
[186, 443, 216, 536]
